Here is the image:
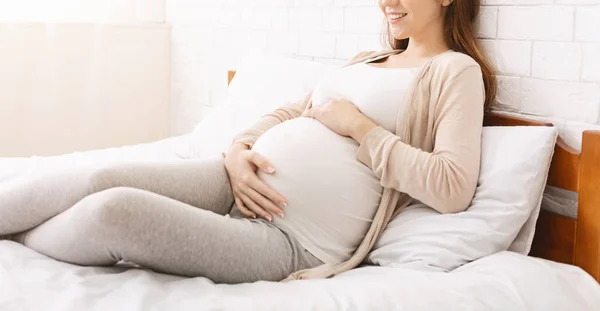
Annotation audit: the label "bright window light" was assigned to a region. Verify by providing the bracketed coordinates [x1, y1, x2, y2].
[0, 0, 165, 23]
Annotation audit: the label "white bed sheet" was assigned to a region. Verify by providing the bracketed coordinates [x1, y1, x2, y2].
[1, 138, 599, 311]
[0, 135, 189, 187]
[0, 241, 599, 311]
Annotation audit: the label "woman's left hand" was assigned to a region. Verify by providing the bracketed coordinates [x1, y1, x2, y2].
[301, 99, 369, 137]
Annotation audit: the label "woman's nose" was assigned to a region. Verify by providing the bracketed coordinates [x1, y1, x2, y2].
[381, 0, 400, 6]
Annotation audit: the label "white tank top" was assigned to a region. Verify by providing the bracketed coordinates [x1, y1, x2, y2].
[251, 61, 418, 264]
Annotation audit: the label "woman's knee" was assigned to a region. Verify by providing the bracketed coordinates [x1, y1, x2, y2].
[77, 187, 143, 229]
[87, 164, 126, 193]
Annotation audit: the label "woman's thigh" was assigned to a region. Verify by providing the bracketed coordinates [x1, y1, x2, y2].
[88, 158, 234, 215]
[18, 187, 321, 284]
[1, 157, 234, 235]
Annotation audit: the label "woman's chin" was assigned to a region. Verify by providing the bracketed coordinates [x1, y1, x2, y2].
[390, 29, 409, 41]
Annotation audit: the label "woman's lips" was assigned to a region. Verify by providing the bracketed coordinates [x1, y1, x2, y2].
[388, 13, 407, 24]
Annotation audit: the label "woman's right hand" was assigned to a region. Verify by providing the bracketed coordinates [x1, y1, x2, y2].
[223, 143, 287, 222]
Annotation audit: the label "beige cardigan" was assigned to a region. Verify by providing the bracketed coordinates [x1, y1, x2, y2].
[231, 49, 485, 281]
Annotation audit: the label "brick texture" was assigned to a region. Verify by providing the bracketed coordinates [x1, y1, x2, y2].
[167, 0, 600, 150]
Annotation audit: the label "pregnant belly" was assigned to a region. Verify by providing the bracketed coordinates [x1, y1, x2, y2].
[251, 118, 382, 263]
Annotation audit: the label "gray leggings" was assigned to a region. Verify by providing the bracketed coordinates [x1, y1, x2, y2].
[0, 158, 322, 284]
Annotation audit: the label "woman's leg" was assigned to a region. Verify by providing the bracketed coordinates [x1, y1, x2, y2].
[0, 158, 234, 235]
[14, 187, 322, 283]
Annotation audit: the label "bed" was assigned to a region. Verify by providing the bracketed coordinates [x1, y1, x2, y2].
[484, 113, 600, 284]
[1, 59, 600, 310]
[0, 243, 598, 311]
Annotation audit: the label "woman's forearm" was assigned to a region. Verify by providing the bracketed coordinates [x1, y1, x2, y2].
[231, 91, 314, 149]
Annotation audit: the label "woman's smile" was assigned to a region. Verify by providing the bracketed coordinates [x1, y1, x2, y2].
[387, 12, 407, 24]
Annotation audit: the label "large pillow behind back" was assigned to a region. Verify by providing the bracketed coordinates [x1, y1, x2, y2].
[176, 53, 335, 159]
[366, 126, 558, 272]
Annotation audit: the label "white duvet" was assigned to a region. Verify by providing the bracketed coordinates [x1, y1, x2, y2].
[1, 241, 598, 311]
[1, 137, 600, 311]
[0, 136, 186, 187]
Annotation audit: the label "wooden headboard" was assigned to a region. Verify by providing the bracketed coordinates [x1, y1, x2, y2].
[227, 70, 600, 282]
[484, 113, 600, 283]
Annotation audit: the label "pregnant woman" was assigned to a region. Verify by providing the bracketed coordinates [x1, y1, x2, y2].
[0, 0, 495, 284]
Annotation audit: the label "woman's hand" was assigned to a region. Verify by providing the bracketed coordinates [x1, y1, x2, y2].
[223, 143, 287, 222]
[301, 99, 377, 140]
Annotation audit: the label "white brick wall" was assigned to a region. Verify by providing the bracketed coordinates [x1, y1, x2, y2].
[167, 0, 600, 150]
[483, 0, 600, 149]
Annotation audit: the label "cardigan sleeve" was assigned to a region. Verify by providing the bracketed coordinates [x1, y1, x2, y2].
[230, 90, 312, 149]
[355, 65, 485, 214]
[230, 51, 376, 149]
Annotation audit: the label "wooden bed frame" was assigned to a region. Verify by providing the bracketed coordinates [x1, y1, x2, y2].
[227, 70, 600, 282]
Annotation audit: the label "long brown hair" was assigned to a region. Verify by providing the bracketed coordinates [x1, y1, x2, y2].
[381, 0, 497, 110]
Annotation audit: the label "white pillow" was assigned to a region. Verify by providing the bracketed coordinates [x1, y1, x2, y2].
[176, 53, 336, 159]
[366, 126, 558, 271]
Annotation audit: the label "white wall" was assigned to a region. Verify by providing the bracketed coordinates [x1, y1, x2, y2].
[477, 0, 600, 149]
[167, 0, 600, 150]
[0, 23, 170, 157]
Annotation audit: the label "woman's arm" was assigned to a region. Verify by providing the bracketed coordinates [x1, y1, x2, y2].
[230, 90, 313, 149]
[229, 51, 377, 150]
[353, 65, 485, 214]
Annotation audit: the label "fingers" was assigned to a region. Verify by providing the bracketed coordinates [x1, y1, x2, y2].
[240, 194, 273, 222]
[250, 176, 287, 209]
[234, 196, 256, 219]
[245, 187, 284, 218]
[249, 151, 276, 175]
[235, 151, 287, 222]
